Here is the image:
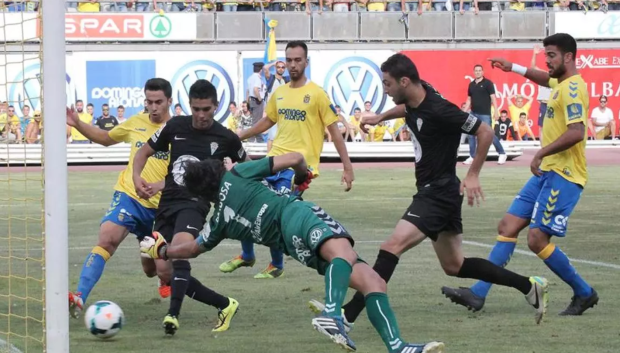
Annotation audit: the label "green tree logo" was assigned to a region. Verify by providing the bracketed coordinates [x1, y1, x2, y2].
[149, 15, 172, 39]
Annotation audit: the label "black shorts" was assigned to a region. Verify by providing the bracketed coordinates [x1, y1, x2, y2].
[401, 177, 463, 241]
[154, 206, 207, 243]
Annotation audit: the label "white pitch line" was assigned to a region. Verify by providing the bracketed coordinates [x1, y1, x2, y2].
[3, 239, 620, 270]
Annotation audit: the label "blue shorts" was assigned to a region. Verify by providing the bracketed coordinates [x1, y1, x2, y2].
[507, 171, 583, 237]
[538, 103, 547, 127]
[101, 191, 156, 240]
[264, 169, 295, 196]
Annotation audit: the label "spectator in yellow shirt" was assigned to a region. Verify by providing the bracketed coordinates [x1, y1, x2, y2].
[507, 94, 533, 125]
[77, 0, 100, 12]
[369, 122, 392, 142]
[348, 108, 367, 142]
[70, 100, 93, 144]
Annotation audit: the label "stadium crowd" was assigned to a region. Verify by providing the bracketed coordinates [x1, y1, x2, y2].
[1, 0, 617, 12]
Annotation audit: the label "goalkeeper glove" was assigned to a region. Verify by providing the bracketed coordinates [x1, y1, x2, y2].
[294, 170, 314, 193]
[140, 232, 168, 260]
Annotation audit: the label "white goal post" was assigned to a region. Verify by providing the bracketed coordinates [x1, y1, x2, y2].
[42, 0, 70, 352]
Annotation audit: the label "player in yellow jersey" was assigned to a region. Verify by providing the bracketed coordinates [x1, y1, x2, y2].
[443, 33, 598, 316]
[219, 41, 354, 279]
[66, 78, 174, 319]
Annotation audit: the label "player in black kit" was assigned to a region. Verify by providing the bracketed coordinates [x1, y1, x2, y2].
[309, 54, 550, 332]
[132, 79, 247, 336]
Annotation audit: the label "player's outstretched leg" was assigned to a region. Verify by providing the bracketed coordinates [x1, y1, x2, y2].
[442, 214, 527, 312]
[315, 237, 444, 353]
[70, 222, 127, 319]
[311, 221, 425, 326]
[164, 232, 238, 336]
[528, 229, 598, 316]
[435, 232, 548, 324]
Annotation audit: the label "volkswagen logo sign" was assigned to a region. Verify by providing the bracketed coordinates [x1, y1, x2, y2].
[324, 57, 387, 116]
[8, 63, 78, 116]
[171, 60, 235, 123]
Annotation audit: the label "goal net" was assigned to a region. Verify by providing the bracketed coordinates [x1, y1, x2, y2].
[0, 1, 68, 353]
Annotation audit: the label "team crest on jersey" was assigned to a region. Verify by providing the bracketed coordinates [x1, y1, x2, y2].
[567, 103, 583, 121]
[303, 94, 311, 104]
[416, 118, 423, 131]
[562, 167, 572, 177]
[553, 91, 559, 100]
[546, 107, 555, 119]
[210, 142, 219, 154]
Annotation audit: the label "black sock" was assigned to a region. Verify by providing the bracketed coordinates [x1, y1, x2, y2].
[186, 276, 230, 310]
[168, 260, 191, 317]
[342, 250, 399, 323]
[457, 257, 532, 295]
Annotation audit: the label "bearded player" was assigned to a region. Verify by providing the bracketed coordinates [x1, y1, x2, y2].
[219, 41, 354, 279]
[67, 78, 173, 318]
[140, 153, 445, 353]
[442, 33, 598, 316]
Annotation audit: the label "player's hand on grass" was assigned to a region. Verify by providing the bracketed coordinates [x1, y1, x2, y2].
[66, 106, 79, 127]
[487, 57, 513, 72]
[341, 168, 354, 192]
[460, 174, 485, 207]
[133, 176, 153, 199]
[530, 152, 544, 177]
[360, 112, 382, 134]
[140, 232, 168, 259]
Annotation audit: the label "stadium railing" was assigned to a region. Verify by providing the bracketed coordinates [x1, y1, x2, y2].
[1, 5, 617, 42]
[1, 141, 618, 165]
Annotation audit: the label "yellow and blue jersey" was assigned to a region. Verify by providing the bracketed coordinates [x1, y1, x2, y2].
[107, 113, 170, 209]
[265, 81, 338, 176]
[541, 76, 589, 187]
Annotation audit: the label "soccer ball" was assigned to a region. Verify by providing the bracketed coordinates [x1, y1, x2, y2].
[84, 300, 125, 339]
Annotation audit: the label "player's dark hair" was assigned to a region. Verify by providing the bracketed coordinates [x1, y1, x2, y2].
[174, 103, 182, 109]
[543, 33, 577, 60]
[189, 79, 218, 105]
[87, 103, 94, 108]
[501, 110, 508, 114]
[473, 64, 483, 70]
[76, 99, 83, 104]
[600, 95, 607, 102]
[285, 41, 308, 58]
[23, 105, 29, 109]
[102, 103, 109, 108]
[381, 54, 420, 84]
[354, 108, 361, 112]
[230, 102, 237, 107]
[118, 105, 125, 110]
[520, 112, 526, 117]
[183, 160, 227, 204]
[144, 78, 172, 99]
[8, 105, 14, 109]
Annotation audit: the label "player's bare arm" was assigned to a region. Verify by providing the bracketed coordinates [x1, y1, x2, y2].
[326, 122, 354, 191]
[530, 122, 585, 176]
[66, 105, 117, 146]
[461, 122, 492, 207]
[488, 57, 551, 88]
[132, 143, 157, 199]
[238, 116, 275, 140]
[490, 94, 499, 120]
[360, 105, 406, 133]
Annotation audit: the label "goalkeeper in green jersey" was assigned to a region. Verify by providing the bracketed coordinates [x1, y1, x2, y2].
[139, 152, 445, 353]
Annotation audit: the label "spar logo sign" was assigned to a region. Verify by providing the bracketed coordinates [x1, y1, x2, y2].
[324, 57, 387, 116]
[171, 60, 235, 122]
[149, 15, 172, 38]
[8, 63, 78, 116]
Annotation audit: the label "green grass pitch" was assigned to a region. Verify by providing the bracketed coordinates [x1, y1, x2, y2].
[1, 164, 619, 353]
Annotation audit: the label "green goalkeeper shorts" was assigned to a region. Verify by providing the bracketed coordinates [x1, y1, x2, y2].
[280, 201, 364, 275]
